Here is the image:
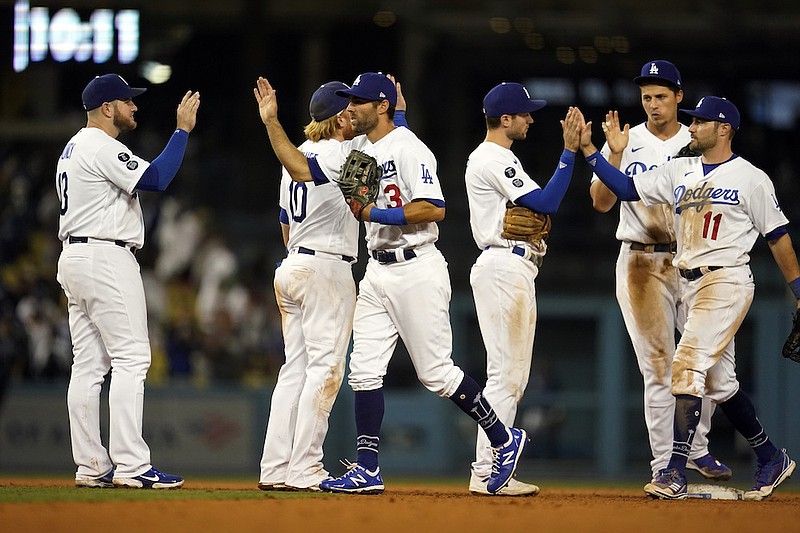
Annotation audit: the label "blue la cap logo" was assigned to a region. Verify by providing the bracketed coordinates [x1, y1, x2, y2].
[680, 95, 741, 130]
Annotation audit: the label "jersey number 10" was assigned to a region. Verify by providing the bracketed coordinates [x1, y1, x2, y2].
[289, 181, 308, 222]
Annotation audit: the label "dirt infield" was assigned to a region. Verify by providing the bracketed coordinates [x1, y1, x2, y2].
[2, 478, 799, 533]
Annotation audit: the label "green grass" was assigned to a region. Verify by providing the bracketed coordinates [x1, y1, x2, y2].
[0, 486, 326, 503]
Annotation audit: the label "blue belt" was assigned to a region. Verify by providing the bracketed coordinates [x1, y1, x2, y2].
[298, 246, 354, 263]
[679, 266, 723, 281]
[485, 245, 542, 267]
[371, 249, 416, 264]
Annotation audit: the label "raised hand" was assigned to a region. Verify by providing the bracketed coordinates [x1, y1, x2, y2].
[176, 91, 201, 133]
[579, 117, 597, 156]
[253, 77, 278, 125]
[561, 106, 586, 152]
[386, 73, 406, 112]
[601, 110, 629, 155]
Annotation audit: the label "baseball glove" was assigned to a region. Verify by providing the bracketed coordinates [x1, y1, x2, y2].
[334, 149, 381, 219]
[674, 143, 701, 158]
[501, 202, 551, 244]
[782, 311, 800, 363]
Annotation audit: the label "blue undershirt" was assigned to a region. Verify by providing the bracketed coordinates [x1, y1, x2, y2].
[585, 150, 640, 201]
[513, 149, 577, 213]
[135, 129, 190, 192]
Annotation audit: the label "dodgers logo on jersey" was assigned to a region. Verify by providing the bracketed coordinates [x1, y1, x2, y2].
[504, 167, 516, 178]
[625, 160, 664, 176]
[674, 181, 740, 213]
[381, 160, 397, 180]
[420, 164, 433, 184]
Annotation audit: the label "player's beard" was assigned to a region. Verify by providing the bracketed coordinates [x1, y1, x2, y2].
[351, 110, 378, 135]
[689, 125, 719, 153]
[510, 127, 528, 141]
[112, 104, 138, 133]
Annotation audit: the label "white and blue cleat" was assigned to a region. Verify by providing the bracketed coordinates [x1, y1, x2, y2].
[487, 427, 529, 494]
[320, 460, 384, 495]
[113, 467, 184, 489]
[75, 468, 115, 489]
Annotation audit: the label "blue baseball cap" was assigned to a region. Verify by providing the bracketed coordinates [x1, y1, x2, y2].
[336, 73, 397, 106]
[483, 82, 546, 117]
[82, 74, 146, 111]
[309, 81, 350, 121]
[680, 96, 740, 130]
[634, 60, 682, 90]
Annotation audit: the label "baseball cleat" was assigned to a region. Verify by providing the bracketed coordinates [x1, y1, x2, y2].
[75, 469, 115, 489]
[644, 468, 688, 500]
[487, 427, 528, 494]
[469, 474, 539, 497]
[113, 467, 184, 489]
[283, 477, 334, 492]
[257, 482, 291, 491]
[319, 460, 384, 494]
[686, 453, 733, 481]
[744, 448, 796, 501]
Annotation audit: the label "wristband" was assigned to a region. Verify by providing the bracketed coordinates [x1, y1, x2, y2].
[369, 207, 407, 225]
[790, 277, 800, 299]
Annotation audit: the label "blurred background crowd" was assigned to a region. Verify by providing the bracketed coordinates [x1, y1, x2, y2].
[1, 0, 799, 398]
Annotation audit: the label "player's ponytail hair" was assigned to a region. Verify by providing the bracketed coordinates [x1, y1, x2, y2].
[304, 115, 339, 142]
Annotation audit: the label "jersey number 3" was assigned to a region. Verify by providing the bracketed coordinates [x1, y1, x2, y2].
[384, 184, 403, 207]
[702, 211, 722, 240]
[57, 171, 68, 215]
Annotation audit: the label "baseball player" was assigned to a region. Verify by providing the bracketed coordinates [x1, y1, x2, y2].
[258, 81, 358, 492]
[590, 60, 731, 482]
[465, 82, 582, 496]
[254, 72, 527, 495]
[581, 96, 800, 500]
[57, 74, 199, 489]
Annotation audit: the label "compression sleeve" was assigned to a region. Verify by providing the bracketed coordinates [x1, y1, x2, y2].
[513, 150, 575, 214]
[135, 129, 189, 192]
[393, 110, 408, 129]
[585, 150, 640, 201]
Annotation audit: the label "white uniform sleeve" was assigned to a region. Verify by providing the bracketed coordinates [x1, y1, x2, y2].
[633, 160, 680, 207]
[749, 174, 790, 235]
[394, 140, 444, 202]
[481, 155, 540, 200]
[94, 139, 150, 194]
[312, 140, 350, 183]
[278, 170, 290, 212]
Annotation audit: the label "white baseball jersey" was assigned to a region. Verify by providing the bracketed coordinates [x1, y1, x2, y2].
[56, 126, 156, 480]
[262, 136, 359, 489]
[465, 141, 545, 254]
[280, 138, 359, 258]
[464, 139, 541, 481]
[634, 155, 788, 269]
[314, 127, 443, 251]
[592, 122, 722, 476]
[592, 123, 690, 244]
[56, 127, 149, 247]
